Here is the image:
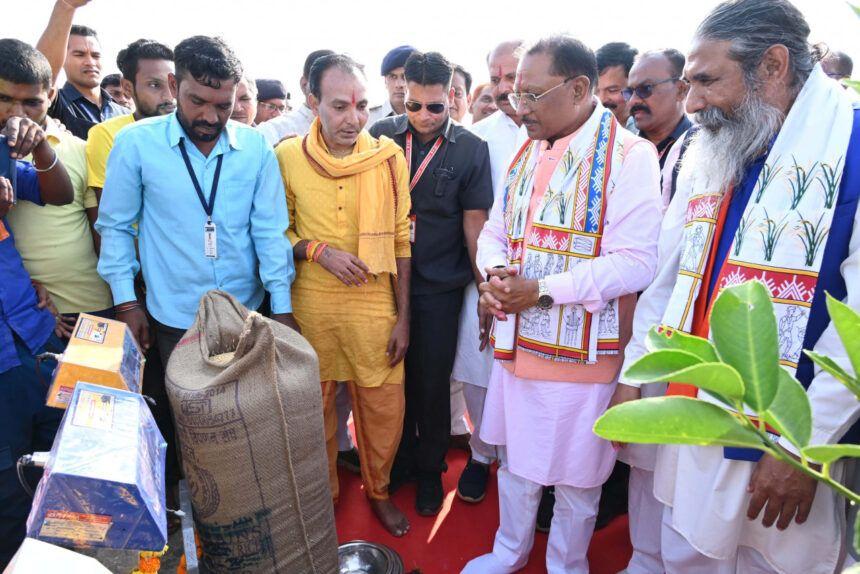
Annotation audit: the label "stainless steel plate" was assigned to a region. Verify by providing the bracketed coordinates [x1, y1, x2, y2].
[338, 541, 404, 574]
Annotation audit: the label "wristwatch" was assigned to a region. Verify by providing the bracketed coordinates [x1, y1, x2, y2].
[536, 278, 554, 310]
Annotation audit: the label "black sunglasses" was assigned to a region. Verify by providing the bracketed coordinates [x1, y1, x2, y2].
[405, 101, 446, 114]
[621, 78, 680, 101]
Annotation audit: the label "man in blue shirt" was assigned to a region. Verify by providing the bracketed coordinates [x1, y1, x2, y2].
[96, 35, 296, 366]
[0, 113, 74, 568]
[37, 2, 129, 140]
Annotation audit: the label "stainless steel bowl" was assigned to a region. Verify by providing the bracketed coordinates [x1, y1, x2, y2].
[338, 540, 404, 574]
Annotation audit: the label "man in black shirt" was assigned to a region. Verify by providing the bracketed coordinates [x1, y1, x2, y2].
[370, 51, 493, 515]
[36, 1, 129, 139]
[624, 49, 692, 169]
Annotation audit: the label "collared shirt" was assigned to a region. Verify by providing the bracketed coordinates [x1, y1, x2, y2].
[468, 109, 528, 202]
[638, 115, 693, 169]
[96, 114, 295, 330]
[370, 114, 494, 295]
[86, 113, 136, 189]
[0, 162, 57, 374]
[48, 83, 130, 140]
[257, 104, 315, 147]
[367, 99, 395, 128]
[7, 121, 112, 314]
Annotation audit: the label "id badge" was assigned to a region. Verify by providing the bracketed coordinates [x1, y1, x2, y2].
[204, 222, 218, 259]
[409, 214, 416, 244]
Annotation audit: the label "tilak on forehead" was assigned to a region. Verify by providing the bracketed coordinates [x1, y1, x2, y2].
[351, 90, 356, 105]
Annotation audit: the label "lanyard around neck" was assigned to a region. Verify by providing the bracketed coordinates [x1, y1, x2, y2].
[178, 137, 223, 223]
[405, 131, 444, 191]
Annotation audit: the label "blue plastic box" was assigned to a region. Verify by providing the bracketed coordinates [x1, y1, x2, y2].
[26, 383, 168, 550]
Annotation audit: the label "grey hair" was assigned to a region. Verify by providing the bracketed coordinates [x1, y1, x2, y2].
[696, 0, 815, 92]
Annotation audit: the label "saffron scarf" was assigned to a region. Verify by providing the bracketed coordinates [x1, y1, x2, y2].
[302, 117, 403, 275]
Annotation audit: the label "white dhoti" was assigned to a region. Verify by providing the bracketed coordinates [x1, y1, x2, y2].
[451, 377, 470, 435]
[655, 444, 850, 574]
[462, 362, 616, 573]
[451, 282, 497, 461]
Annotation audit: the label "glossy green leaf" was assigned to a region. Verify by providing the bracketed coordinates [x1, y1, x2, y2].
[762, 369, 812, 448]
[802, 444, 860, 464]
[825, 293, 860, 381]
[804, 350, 860, 399]
[645, 326, 720, 362]
[623, 349, 703, 383]
[851, 3, 860, 18]
[846, 79, 860, 95]
[660, 363, 744, 403]
[710, 282, 780, 412]
[593, 397, 766, 448]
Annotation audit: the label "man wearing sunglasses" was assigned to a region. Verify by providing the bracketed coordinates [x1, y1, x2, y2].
[462, 35, 661, 574]
[370, 51, 493, 517]
[625, 49, 692, 172]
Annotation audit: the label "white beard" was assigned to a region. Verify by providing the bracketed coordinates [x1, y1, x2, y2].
[682, 89, 784, 194]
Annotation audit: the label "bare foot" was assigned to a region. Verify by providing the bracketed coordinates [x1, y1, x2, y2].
[370, 498, 410, 537]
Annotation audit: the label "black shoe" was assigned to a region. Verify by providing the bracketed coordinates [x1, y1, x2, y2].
[536, 486, 554, 532]
[337, 447, 361, 474]
[457, 459, 489, 503]
[416, 473, 444, 516]
[450, 432, 472, 452]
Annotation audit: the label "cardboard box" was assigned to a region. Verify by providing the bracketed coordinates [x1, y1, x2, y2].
[47, 313, 145, 409]
[27, 383, 168, 551]
[4, 538, 112, 573]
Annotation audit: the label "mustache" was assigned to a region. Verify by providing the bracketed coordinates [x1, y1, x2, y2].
[496, 92, 511, 104]
[602, 101, 617, 110]
[157, 102, 175, 113]
[630, 104, 650, 115]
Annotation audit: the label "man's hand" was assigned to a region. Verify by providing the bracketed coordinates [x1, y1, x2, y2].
[386, 318, 409, 367]
[2, 116, 47, 159]
[59, 0, 92, 9]
[478, 297, 493, 351]
[272, 312, 301, 333]
[747, 452, 819, 530]
[31, 280, 76, 338]
[317, 246, 370, 286]
[478, 266, 518, 321]
[117, 306, 151, 351]
[483, 270, 539, 315]
[607, 384, 642, 449]
[0, 177, 13, 218]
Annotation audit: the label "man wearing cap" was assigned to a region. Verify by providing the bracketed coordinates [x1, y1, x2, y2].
[253, 78, 287, 125]
[258, 49, 335, 146]
[368, 45, 416, 126]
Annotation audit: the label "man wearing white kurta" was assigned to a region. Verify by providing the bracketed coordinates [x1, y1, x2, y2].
[462, 35, 661, 574]
[454, 39, 529, 503]
[611, 1, 860, 573]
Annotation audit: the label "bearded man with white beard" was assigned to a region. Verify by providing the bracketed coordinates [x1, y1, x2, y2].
[611, 0, 860, 572]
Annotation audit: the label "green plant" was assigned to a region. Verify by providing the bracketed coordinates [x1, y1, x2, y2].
[788, 156, 818, 210]
[753, 159, 782, 204]
[594, 281, 860, 544]
[758, 208, 788, 261]
[796, 211, 829, 267]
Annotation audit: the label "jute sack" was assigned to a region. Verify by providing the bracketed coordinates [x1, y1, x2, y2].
[166, 290, 337, 573]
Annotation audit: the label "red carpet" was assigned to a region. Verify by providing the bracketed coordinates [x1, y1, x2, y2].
[334, 448, 632, 574]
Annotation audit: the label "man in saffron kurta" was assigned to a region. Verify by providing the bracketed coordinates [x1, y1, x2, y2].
[462, 36, 662, 574]
[275, 54, 413, 537]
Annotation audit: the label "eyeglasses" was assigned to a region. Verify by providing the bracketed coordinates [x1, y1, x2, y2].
[621, 78, 680, 101]
[508, 77, 573, 110]
[405, 101, 446, 114]
[258, 101, 286, 114]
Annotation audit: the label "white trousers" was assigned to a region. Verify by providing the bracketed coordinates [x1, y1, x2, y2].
[335, 382, 355, 451]
[451, 377, 471, 435]
[461, 466, 601, 573]
[462, 382, 497, 464]
[624, 466, 663, 574]
[661, 506, 777, 574]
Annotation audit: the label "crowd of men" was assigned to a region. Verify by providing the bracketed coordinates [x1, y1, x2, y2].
[1, 0, 858, 572]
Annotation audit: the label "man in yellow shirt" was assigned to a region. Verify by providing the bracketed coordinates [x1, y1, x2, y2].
[2, 40, 112, 320]
[86, 38, 174, 197]
[275, 53, 412, 537]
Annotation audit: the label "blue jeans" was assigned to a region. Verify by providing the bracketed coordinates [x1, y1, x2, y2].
[0, 333, 66, 567]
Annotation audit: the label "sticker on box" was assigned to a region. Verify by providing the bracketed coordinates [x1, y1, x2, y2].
[39, 510, 111, 542]
[75, 317, 109, 344]
[71, 389, 115, 431]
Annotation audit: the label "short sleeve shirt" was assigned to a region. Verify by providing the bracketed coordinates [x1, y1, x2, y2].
[48, 83, 130, 140]
[370, 115, 493, 295]
[86, 113, 136, 189]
